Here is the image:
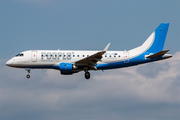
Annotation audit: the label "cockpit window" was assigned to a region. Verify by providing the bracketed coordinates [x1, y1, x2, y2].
[19, 54, 24, 56]
[15, 53, 24, 57]
[15, 54, 20, 56]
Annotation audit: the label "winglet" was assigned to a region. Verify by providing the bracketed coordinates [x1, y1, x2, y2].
[103, 43, 110, 51]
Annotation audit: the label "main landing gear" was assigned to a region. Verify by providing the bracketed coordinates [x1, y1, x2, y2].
[25, 68, 31, 79]
[26, 74, 30, 79]
[85, 71, 90, 79]
[84, 67, 91, 79]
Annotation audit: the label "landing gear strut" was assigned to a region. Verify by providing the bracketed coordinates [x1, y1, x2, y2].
[25, 68, 31, 79]
[85, 72, 90, 79]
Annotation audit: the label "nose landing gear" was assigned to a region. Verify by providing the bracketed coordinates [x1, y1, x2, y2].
[25, 68, 31, 79]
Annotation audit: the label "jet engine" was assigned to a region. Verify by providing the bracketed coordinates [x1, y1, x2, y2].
[59, 63, 78, 75]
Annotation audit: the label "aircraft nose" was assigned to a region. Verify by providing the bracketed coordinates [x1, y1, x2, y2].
[6, 60, 12, 66]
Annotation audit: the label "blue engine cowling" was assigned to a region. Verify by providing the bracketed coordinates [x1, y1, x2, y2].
[59, 63, 74, 75]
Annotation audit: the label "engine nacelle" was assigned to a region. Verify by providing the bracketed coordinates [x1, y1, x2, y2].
[59, 63, 77, 75]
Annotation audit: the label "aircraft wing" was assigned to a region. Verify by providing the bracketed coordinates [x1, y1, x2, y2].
[75, 43, 110, 69]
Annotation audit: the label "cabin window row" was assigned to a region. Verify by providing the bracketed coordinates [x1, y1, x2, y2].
[43, 55, 120, 57]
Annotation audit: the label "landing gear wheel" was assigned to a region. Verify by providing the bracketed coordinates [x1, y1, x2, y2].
[25, 68, 31, 79]
[85, 72, 90, 79]
[26, 74, 30, 79]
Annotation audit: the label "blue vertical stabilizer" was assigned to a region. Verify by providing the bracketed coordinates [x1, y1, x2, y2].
[146, 23, 169, 53]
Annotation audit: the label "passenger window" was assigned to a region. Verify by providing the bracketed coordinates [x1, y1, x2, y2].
[77, 55, 79, 57]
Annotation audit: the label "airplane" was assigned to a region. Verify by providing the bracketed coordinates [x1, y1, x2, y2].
[6, 23, 172, 79]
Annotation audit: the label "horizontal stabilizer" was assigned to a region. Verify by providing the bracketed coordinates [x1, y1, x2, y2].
[146, 50, 169, 59]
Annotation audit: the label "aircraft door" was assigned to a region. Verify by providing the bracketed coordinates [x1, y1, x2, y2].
[124, 51, 129, 63]
[32, 51, 37, 62]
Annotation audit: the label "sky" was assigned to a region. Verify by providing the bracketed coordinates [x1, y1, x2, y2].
[0, 0, 180, 120]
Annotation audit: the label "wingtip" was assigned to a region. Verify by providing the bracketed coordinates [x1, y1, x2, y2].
[103, 43, 111, 51]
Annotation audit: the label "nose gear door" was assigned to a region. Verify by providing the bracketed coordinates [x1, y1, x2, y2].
[31, 51, 37, 62]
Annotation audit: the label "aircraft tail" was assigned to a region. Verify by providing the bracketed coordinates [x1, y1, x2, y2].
[140, 23, 169, 54]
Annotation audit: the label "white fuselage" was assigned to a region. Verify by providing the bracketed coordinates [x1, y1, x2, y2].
[6, 50, 128, 69]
